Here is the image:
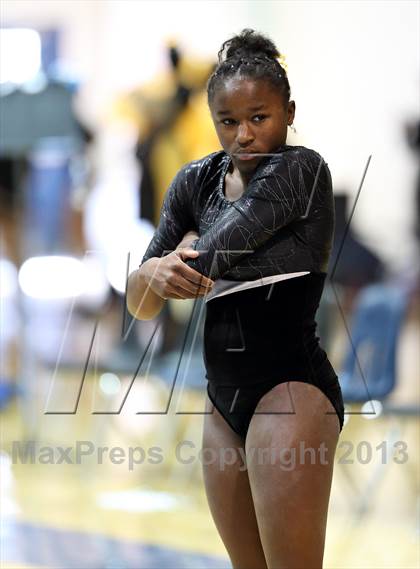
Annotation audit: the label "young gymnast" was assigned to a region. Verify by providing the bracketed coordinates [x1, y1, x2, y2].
[128, 28, 344, 569]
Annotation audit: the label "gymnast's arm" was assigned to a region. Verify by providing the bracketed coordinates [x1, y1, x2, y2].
[126, 167, 214, 320]
[185, 149, 326, 279]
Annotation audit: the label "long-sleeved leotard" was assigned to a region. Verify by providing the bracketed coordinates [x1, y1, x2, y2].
[139, 145, 344, 439]
[140, 145, 335, 281]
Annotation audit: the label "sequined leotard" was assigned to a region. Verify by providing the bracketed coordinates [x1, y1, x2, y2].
[140, 145, 345, 439]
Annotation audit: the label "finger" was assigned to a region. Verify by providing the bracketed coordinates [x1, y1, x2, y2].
[171, 287, 209, 298]
[176, 248, 199, 260]
[171, 256, 215, 292]
[166, 284, 203, 300]
[170, 279, 211, 299]
[162, 285, 187, 300]
[152, 254, 213, 292]
[171, 275, 214, 298]
[175, 252, 215, 287]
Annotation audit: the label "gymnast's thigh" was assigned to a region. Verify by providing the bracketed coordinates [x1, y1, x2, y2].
[244, 381, 340, 568]
[246, 380, 341, 445]
[201, 394, 268, 569]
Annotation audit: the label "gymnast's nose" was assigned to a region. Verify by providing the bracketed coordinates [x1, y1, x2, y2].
[236, 122, 255, 146]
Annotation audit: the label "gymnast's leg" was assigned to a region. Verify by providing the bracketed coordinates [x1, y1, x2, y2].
[202, 394, 268, 569]
[245, 381, 340, 569]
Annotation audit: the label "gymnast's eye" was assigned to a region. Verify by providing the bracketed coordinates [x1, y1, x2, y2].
[221, 118, 236, 126]
[252, 114, 267, 123]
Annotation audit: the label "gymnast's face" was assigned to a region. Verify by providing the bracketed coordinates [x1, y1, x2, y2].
[209, 77, 295, 178]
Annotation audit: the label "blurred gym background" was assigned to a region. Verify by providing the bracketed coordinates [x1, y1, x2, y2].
[0, 1, 419, 568]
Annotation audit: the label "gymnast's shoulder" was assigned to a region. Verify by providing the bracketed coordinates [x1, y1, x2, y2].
[176, 149, 226, 181]
[259, 144, 328, 168]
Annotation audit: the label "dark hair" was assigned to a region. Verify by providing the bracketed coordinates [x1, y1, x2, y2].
[207, 29, 291, 106]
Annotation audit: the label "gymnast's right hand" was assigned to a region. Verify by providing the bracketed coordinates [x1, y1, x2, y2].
[142, 250, 215, 300]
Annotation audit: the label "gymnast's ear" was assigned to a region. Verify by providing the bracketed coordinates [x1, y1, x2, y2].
[287, 100, 296, 124]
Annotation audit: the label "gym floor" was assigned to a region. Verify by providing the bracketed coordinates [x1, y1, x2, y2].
[1, 288, 419, 569]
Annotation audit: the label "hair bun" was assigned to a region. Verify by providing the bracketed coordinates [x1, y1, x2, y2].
[219, 28, 279, 63]
[208, 29, 291, 104]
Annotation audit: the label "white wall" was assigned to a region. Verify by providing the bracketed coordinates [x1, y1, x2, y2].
[2, 0, 419, 271]
[249, 0, 420, 271]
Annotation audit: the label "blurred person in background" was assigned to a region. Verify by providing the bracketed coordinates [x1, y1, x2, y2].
[109, 43, 220, 225]
[127, 29, 344, 569]
[94, 44, 220, 356]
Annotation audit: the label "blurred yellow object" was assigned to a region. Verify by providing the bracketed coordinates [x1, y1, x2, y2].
[150, 90, 220, 224]
[108, 54, 220, 225]
[278, 53, 288, 73]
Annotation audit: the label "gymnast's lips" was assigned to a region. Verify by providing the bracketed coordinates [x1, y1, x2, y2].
[232, 151, 261, 161]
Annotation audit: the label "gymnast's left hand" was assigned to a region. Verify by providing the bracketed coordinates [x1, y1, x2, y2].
[175, 230, 200, 251]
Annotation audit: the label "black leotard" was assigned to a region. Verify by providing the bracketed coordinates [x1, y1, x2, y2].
[141, 145, 335, 279]
[140, 145, 344, 439]
[204, 272, 344, 438]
